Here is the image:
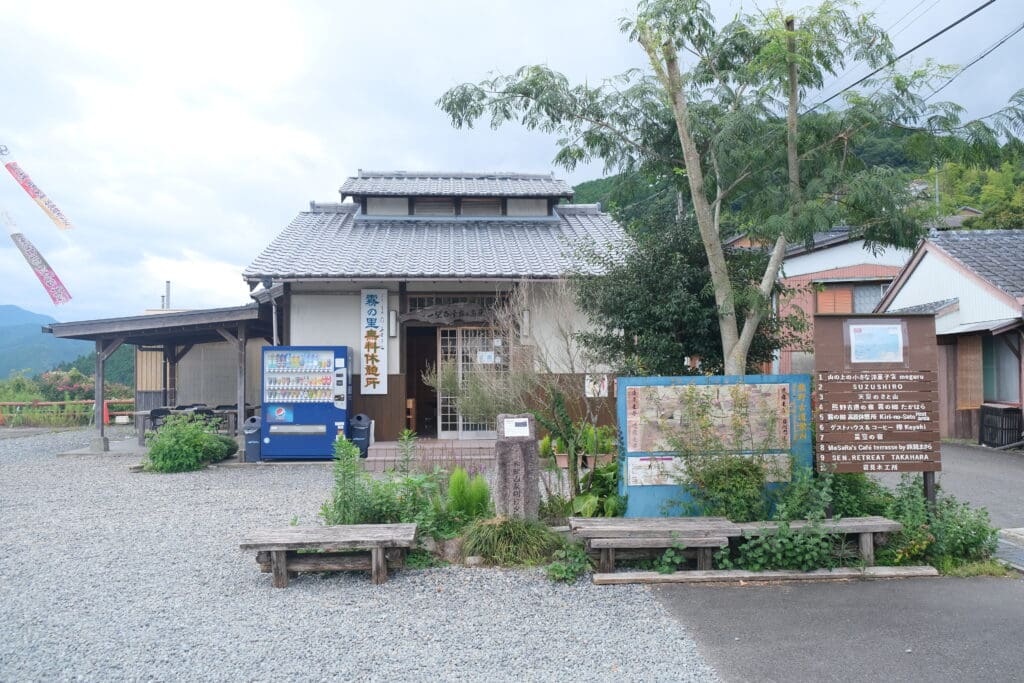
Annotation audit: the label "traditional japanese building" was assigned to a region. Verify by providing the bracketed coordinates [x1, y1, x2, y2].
[243, 171, 625, 441]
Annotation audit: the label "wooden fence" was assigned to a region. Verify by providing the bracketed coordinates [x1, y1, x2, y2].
[0, 399, 134, 428]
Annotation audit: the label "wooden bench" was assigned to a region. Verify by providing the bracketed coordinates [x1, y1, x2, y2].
[570, 515, 902, 572]
[240, 524, 417, 587]
[570, 517, 736, 572]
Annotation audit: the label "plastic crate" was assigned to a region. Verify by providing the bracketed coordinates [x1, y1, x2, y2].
[979, 403, 1024, 447]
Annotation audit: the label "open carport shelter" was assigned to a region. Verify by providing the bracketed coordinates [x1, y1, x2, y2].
[44, 304, 273, 451]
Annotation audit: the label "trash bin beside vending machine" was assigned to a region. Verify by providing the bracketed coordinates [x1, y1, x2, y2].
[243, 416, 262, 462]
[350, 413, 371, 458]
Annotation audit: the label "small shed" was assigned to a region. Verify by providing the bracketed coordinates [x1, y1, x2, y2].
[44, 304, 273, 450]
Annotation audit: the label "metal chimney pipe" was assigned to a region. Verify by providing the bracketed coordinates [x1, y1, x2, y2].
[165, 281, 171, 309]
[160, 295, 165, 309]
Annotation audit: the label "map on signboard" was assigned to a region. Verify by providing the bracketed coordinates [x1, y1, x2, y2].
[849, 323, 903, 363]
[625, 383, 790, 454]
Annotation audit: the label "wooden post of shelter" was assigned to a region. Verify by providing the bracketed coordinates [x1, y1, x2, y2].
[162, 344, 193, 409]
[92, 337, 124, 452]
[217, 321, 247, 438]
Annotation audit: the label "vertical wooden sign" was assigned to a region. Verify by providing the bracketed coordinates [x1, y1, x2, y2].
[814, 315, 941, 474]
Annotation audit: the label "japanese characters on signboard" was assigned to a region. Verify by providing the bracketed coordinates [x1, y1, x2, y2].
[360, 289, 388, 395]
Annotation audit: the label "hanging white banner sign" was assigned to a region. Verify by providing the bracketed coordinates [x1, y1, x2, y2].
[360, 289, 388, 394]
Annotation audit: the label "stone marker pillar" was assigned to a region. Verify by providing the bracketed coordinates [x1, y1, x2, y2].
[494, 413, 540, 520]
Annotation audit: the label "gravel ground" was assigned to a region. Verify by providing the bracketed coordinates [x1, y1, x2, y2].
[0, 428, 717, 682]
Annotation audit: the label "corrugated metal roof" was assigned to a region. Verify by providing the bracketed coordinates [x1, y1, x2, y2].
[930, 229, 1024, 298]
[340, 171, 573, 197]
[243, 203, 623, 281]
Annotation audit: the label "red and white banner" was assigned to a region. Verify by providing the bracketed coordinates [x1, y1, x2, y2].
[3, 212, 72, 305]
[4, 161, 74, 230]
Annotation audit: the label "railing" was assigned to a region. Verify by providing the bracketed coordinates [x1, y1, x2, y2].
[0, 399, 135, 428]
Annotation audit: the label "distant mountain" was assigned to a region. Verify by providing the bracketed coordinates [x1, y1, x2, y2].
[0, 305, 90, 379]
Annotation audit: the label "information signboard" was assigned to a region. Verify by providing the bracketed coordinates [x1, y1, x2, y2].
[617, 375, 813, 517]
[814, 315, 941, 474]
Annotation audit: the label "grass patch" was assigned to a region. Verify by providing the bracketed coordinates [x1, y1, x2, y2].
[935, 558, 1014, 577]
[406, 549, 449, 569]
[462, 516, 562, 566]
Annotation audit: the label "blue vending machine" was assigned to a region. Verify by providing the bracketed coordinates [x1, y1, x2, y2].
[260, 346, 352, 459]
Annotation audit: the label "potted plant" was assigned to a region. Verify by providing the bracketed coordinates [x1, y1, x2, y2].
[549, 423, 618, 469]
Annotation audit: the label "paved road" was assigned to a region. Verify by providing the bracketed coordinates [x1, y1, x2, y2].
[927, 443, 1024, 529]
[654, 577, 1024, 683]
[652, 441, 1024, 682]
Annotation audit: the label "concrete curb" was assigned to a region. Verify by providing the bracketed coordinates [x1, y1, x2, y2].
[999, 528, 1024, 546]
[593, 566, 939, 585]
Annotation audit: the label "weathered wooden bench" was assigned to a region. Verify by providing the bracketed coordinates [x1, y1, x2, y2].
[570, 517, 736, 572]
[240, 524, 417, 587]
[570, 515, 902, 572]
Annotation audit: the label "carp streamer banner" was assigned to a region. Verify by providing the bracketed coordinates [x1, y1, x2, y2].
[4, 161, 74, 230]
[3, 213, 72, 305]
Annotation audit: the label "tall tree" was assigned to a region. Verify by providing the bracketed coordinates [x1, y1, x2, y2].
[438, 0, 1024, 374]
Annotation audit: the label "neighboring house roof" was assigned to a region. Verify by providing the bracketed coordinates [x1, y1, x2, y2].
[784, 227, 852, 256]
[889, 298, 959, 315]
[244, 203, 623, 281]
[339, 171, 573, 198]
[877, 228, 1024, 315]
[929, 230, 1024, 299]
[938, 317, 1023, 336]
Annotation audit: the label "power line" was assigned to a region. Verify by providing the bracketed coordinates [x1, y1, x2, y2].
[812, 0, 935, 104]
[925, 18, 1024, 101]
[806, 0, 999, 113]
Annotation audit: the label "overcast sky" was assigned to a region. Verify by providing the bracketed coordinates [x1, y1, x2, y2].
[1, 0, 1021, 321]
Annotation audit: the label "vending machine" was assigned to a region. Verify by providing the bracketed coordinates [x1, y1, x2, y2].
[260, 346, 352, 459]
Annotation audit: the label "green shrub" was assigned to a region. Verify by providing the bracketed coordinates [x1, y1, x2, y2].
[320, 438, 375, 525]
[573, 460, 627, 518]
[656, 540, 689, 574]
[671, 454, 771, 522]
[928, 496, 998, 565]
[210, 434, 239, 461]
[546, 541, 592, 582]
[717, 523, 839, 572]
[539, 494, 572, 524]
[539, 435, 553, 460]
[466, 474, 491, 518]
[462, 516, 562, 565]
[447, 467, 471, 514]
[320, 438, 459, 539]
[830, 473, 892, 518]
[877, 476, 932, 565]
[144, 414, 228, 473]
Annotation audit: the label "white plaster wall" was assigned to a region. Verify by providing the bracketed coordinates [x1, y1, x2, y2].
[290, 292, 401, 371]
[177, 338, 266, 406]
[783, 240, 910, 278]
[525, 281, 610, 374]
[506, 198, 548, 216]
[887, 251, 1020, 333]
[366, 197, 409, 215]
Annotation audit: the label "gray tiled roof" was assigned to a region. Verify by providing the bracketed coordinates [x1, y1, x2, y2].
[929, 229, 1024, 298]
[340, 171, 573, 198]
[243, 203, 623, 281]
[889, 298, 959, 314]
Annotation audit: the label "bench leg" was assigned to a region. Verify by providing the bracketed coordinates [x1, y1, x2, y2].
[599, 548, 615, 573]
[271, 550, 289, 588]
[371, 547, 387, 585]
[858, 532, 875, 566]
[697, 548, 713, 571]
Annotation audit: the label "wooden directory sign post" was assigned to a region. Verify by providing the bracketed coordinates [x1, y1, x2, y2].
[814, 315, 941, 502]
